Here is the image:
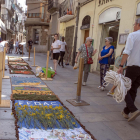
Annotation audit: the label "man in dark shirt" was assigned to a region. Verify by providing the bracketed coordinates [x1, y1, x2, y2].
[28, 38, 33, 50]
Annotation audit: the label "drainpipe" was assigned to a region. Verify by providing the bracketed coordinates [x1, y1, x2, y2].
[72, 3, 80, 66]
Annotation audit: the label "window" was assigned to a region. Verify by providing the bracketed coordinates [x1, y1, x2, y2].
[34, 29, 39, 44]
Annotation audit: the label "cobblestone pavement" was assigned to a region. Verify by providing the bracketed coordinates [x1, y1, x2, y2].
[1, 46, 140, 140]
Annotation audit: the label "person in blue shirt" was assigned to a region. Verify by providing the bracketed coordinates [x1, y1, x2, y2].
[98, 37, 114, 91]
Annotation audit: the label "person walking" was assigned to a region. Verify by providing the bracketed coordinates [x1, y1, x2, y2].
[58, 36, 67, 68]
[51, 34, 61, 74]
[9, 39, 14, 54]
[75, 37, 97, 86]
[118, 18, 140, 122]
[15, 39, 19, 54]
[28, 38, 33, 60]
[98, 37, 114, 91]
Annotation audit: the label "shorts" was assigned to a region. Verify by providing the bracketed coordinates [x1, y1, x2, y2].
[53, 53, 60, 60]
[29, 46, 32, 49]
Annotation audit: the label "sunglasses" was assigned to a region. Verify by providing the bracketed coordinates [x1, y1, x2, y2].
[90, 41, 93, 43]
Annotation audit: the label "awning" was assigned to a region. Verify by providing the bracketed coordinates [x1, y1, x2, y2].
[0, 19, 7, 34]
[137, 2, 140, 15]
[99, 7, 121, 24]
[58, 15, 74, 22]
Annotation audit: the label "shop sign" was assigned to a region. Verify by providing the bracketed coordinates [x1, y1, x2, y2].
[99, 0, 112, 6]
[80, 24, 90, 30]
[118, 33, 129, 45]
[136, 2, 140, 15]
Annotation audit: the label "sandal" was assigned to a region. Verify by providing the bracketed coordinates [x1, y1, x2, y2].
[107, 91, 114, 96]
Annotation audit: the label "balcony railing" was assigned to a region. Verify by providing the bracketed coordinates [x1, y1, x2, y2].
[27, 13, 44, 18]
[59, 0, 74, 18]
[48, 0, 59, 12]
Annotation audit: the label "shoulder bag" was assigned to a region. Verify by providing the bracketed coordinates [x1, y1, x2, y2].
[108, 50, 115, 65]
[85, 44, 93, 64]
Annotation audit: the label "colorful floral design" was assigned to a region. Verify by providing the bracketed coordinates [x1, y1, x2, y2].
[12, 90, 54, 95]
[10, 70, 34, 75]
[14, 101, 79, 130]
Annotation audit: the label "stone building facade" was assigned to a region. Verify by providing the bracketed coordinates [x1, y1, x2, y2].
[25, 0, 50, 53]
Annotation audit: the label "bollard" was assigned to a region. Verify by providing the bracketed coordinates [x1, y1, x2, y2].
[76, 58, 84, 103]
[66, 58, 90, 106]
[22, 45, 23, 57]
[28, 47, 31, 61]
[31, 47, 38, 67]
[0, 52, 2, 104]
[0, 51, 11, 107]
[41, 51, 52, 81]
[2, 48, 6, 78]
[2, 48, 9, 79]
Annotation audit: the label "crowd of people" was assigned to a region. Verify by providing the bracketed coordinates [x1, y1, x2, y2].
[50, 17, 140, 122]
[0, 38, 23, 54]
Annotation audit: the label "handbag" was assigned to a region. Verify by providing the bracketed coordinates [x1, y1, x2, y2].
[108, 53, 115, 65]
[85, 44, 93, 64]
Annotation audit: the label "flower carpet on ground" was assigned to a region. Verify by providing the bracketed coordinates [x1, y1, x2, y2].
[8, 57, 33, 75]
[9, 57, 95, 140]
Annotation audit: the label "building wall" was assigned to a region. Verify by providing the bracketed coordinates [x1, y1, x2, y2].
[76, 0, 140, 72]
[26, 25, 49, 53]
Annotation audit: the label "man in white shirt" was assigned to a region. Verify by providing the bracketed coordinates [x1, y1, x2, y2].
[118, 17, 140, 122]
[58, 36, 67, 68]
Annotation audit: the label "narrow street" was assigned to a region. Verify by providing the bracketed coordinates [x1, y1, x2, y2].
[1, 46, 140, 140]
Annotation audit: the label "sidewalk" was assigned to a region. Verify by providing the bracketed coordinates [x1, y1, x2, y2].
[1, 46, 140, 140]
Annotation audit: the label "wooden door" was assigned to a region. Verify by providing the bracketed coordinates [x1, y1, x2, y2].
[65, 26, 75, 65]
[84, 30, 89, 43]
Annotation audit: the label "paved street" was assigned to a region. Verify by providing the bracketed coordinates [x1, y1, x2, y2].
[1, 47, 140, 140]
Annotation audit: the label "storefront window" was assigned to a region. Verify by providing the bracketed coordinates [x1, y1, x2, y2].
[34, 29, 39, 44]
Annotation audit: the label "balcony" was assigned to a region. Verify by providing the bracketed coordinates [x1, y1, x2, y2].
[48, 0, 59, 13]
[26, 0, 46, 4]
[77, 0, 89, 3]
[25, 13, 50, 26]
[6, 5, 14, 15]
[6, 23, 14, 33]
[58, 0, 75, 22]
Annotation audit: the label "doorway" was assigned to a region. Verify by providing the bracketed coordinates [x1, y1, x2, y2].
[65, 26, 75, 65]
[84, 30, 89, 43]
[97, 21, 120, 71]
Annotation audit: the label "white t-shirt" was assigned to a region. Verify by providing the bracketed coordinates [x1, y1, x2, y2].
[52, 40, 61, 53]
[60, 41, 67, 52]
[0, 42, 4, 52]
[16, 41, 19, 47]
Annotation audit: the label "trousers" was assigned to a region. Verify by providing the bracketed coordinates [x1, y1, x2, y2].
[100, 64, 110, 87]
[83, 64, 90, 82]
[58, 51, 65, 66]
[124, 66, 140, 114]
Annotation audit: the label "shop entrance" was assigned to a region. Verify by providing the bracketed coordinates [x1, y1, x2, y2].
[97, 21, 120, 71]
[65, 26, 74, 65]
[84, 30, 89, 43]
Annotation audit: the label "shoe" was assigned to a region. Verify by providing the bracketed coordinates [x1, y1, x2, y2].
[101, 86, 105, 91]
[55, 70, 57, 75]
[74, 81, 78, 84]
[121, 111, 129, 119]
[62, 66, 64, 68]
[98, 86, 101, 89]
[82, 82, 86, 86]
[5, 68, 7, 71]
[58, 63, 61, 66]
[107, 91, 114, 96]
[128, 110, 140, 122]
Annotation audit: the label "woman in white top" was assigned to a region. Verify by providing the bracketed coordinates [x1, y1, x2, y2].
[51, 34, 61, 74]
[15, 39, 19, 54]
[58, 36, 67, 68]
